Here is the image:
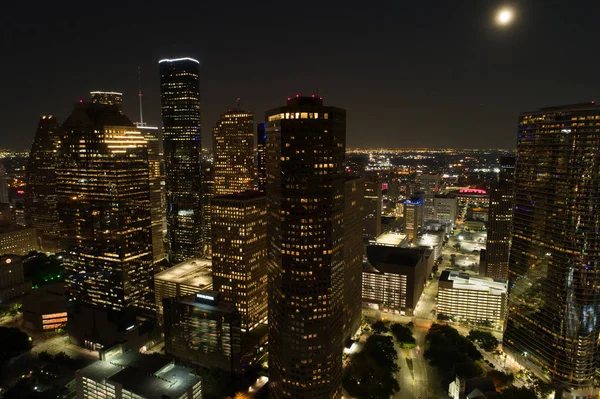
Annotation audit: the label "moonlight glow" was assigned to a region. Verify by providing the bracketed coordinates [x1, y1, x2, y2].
[496, 8, 514, 26]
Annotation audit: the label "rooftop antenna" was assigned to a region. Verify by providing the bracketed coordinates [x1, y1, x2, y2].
[136, 66, 145, 127]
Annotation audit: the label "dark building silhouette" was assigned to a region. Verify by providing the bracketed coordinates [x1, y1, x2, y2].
[343, 177, 364, 341]
[159, 58, 203, 262]
[256, 122, 266, 193]
[213, 109, 255, 195]
[57, 102, 153, 312]
[266, 96, 345, 399]
[201, 159, 214, 256]
[481, 156, 514, 280]
[363, 180, 382, 240]
[505, 103, 600, 396]
[25, 115, 60, 252]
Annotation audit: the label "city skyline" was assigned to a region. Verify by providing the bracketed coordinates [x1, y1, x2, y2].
[5, 1, 600, 151]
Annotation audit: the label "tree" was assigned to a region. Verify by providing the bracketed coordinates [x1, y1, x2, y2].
[371, 320, 389, 334]
[467, 330, 498, 352]
[487, 370, 514, 389]
[0, 327, 31, 363]
[390, 323, 416, 348]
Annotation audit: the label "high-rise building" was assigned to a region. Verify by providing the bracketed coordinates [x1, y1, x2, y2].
[481, 157, 515, 280]
[211, 191, 267, 331]
[25, 115, 60, 252]
[343, 177, 364, 341]
[213, 109, 255, 195]
[0, 255, 31, 302]
[256, 122, 266, 193]
[505, 103, 600, 397]
[159, 57, 203, 262]
[139, 126, 167, 266]
[90, 91, 123, 111]
[419, 173, 440, 220]
[403, 196, 424, 244]
[266, 96, 345, 399]
[201, 158, 214, 256]
[57, 102, 153, 312]
[434, 194, 458, 226]
[364, 180, 382, 240]
[0, 165, 9, 205]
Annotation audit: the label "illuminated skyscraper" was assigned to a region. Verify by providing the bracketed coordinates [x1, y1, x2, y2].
[344, 177, 364, 341]
[213, 109, 254, 195]
[256, 122, 266, 193]
[57, 102, 153, 311]
[159, 58, 203, 262]
[481, 156, 514, 280]
[266, 96, 345, 399]
[25, 115, 60, 252]
[419, 173, 440, 220]
[211, 191, 267, 331]
[90, 91, 123, 111]
[201, 158, 214, 256]
[505, 103, 600, 397]
[403, 195, 423, 244]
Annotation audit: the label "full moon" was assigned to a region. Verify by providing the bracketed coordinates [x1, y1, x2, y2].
[496, 8, 514, 26]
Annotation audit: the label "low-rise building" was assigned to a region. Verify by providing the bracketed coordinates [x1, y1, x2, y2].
[438, 270, 508, 328]
[0, 227, 39, 256]
[0, 255, 31, 303]
[373, 232, 409, 248]
[362, 246, 427, 315]
[154, 258, 212, 313]
[164, 291, 266, 374]
[22, 282, 67, 332]
[76, 346, 202, 399]
[434, 194, 458, 226]
[448, 376, 497, 399]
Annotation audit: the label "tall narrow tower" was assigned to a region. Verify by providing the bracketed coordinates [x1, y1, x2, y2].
[256, 122, 267, 193]
[266, 96, 346, 399]
[25, 115, 60, 252]
[212, 109, 255, 195]
[159, 57, 203, 262]
[505, 103, 600, 397]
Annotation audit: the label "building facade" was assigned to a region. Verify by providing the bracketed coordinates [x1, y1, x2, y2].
[90, 91, 123, 110]
[362, 246, 426, 315]
[364, 180, 382, 240]
[159, 57, 203, 262]
[57, 102, 153, 312]
[211, 191, 267, 331]
[266, 96, 345, 399]
[256, 122, 266, 193]
[482, 156, 515, 280]
[434, 194, 458, 226]
[343, 177, 364, 341]
[504, 103, 600, 397]
[0, 255, 31, 302]
[213, 110, 255, 195]
[163, 291, 242, 373]
[25, 115, 60, 252]
[403, 196, 424, 244]
[154, 258, 213, 313]
[419, 173, 440, 220]
[0, 227, 39, 256]
[438, 270, 507, 328]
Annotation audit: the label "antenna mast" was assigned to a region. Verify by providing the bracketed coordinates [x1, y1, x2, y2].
[137, 66, 145, 126]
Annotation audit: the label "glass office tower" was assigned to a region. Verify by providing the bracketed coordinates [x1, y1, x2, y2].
[266, 96, 346, 399]
[159, 57, 203, 262]
[505, 103, 600, 397]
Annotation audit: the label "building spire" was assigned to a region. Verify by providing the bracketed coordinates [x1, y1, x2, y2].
[136, 66, 145, 126]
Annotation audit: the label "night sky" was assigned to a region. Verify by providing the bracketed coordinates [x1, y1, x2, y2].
[2, 0, 600, 150]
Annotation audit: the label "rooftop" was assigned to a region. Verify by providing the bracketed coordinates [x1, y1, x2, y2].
[374, 232, 408, 248]
[367, 246, 424, 268]
[155, 258, 212, 288]
[79, 351, 201, 399]
[440, 270, 507, 294]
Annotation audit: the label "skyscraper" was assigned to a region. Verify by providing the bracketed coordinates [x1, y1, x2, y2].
[419, 174, 440, 220]
[213, 109, 255, 195]
[266, 96, 345, 399]
[505, 103, 600, 397]
[363, 180, 382, 240]
[159, 57, 203, 262]
[90, 91, 123, 110]
[57, 102, 153, 312]
[256, 122, 266, 193]
[344, 177, 364, 341]
[201, 158, 214, 256]
[25, 115, 60, 252]
[0, 165, 8, 205]
[404, 196, 423, 244]
[481, 157, 514, 280]
[211, 191, 267, 331]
